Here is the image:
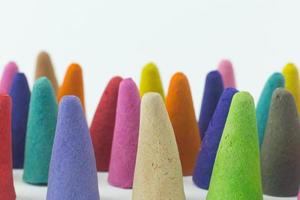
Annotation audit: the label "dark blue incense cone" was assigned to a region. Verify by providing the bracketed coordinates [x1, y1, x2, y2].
[193, 88, 237, 189]
[198, 71, 224, 139]
[47, 96, 100, 200]
[9, 73, 31, 169]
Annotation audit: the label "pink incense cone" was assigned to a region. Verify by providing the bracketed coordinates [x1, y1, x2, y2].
[0, 62, 19, 94]
[218, 59, 236, 88]
[108, 78, 140, 189]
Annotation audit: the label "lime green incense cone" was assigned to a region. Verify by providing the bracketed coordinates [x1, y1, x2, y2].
[23, 77, 58, 185]
[207, 92, 263, 200]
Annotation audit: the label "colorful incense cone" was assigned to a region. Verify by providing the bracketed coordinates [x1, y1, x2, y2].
[108, 78, 140, 188]
[256, 73, 284, 147]
[261, 88, 300, 197]
[58, 63, 85, 110]
[139, 62, 165, 100]
[132, 93, 185, 200]
[35, 51, 59, 94]
[282, 63, 300, 113]
[198, 71, 224, 139]
[47, 96, 100, 200]
[0, 95, 16, 200]
[166, 72, 201, 176]
[9, 73, 31, 169]
[193, 88, 237, 190]
[0, 61, 19, 94]
[23, 77, 58, 185]
[206, 92, 263, 200]
[90, 76, 123, 171]
[217, 59, 236, 88]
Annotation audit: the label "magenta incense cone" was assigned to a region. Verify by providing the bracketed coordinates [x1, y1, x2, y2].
[0, 62, 19, 94]
[108, 78, 141, 189]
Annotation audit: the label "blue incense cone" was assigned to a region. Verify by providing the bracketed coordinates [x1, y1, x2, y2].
[47, 96, 100, 200]
[198, 71, 224, 139]
[23, 77, 58, 185]
[193, 88, 237, 189]
[256, 73, 284, 147]
[9, 73, 31, 169]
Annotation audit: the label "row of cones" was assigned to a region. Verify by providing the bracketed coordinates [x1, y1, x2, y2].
[0, 52, 299, 199]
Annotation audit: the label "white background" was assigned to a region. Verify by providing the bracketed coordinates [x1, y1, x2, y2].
[0, 0, 299, 199]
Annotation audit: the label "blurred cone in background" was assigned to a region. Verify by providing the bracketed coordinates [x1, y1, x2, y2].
[47, 96, 100, 200]
[217, 59, 236, 88]
[166, 72, 201, 176]
[90, 76, 123, 171]
[0, 95, 16, 200]
[261, 88, 300, 197]
[206, 92, 263, 200]
[35, 51, 59, 95]
[0, 61, 19, 94]
[9, 73, 31, 169]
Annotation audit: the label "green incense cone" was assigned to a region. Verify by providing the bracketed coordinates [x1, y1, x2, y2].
[207, 92, 263, 200]
[23, 77, 58, 185]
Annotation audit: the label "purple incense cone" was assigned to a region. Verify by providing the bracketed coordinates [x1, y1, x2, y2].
[108, 78, 140, 189]
[0, 61, 19, 94]
[198, 71, 224, 139]
[47, 96, 100, 200]
[9, 73, 31, 169]
[193, 88, 237, 189]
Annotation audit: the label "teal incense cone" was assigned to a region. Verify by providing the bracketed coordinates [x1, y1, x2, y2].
[23, 77, 58, 185]
[256, 73, 284, 147]
[207, 92, 263, 200]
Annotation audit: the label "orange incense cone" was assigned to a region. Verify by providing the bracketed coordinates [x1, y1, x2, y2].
[166, 72, 201, 176]
[58, 64, 85, 110]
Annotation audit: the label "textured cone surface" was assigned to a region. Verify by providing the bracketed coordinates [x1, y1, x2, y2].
[58, 63, 85, 110]
[218, 59, 236, 88]
[0, 95, 16, 200]
[108, 78, 140, 188]
[166, 72, 201, 176]
[261, 88, 300, 197]
[132, 93, 185, 200]
[207, 92, 263, 200]
[0, 61, 19, 93]
[90, 76, 122, 171]
[47, 96, 100, 200]
[282, 63, 300, 113]
[9, 73, 31, 169]
[198, 70, 224, 139]
[35, 51, 59, 94]
[193, 88, 237, 190]
[139, 62, 165, 100]
[23, 77, 58, 184]
[256, 73, 284, 147]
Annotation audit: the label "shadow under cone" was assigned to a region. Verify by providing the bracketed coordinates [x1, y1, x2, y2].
[90, 76, 123, 171]
[0, 61, 19, 94]
[23, 77, 58, 185]
[198, 70, 224, 139]
[217, 59, 236, 88]
[9, 73, 31, 169]
[207, 92, 263, 200]
[193, 88, 237, 190]
[108, 78, 140, 188]
[139, 62, 165, 100]
[58, 63, 85, 110]
[166, 72, 201, 176]
[35, 51, 59, 94]
[256, 73, 284, 147]
[0, 95, 16, 200]
[132, 93, 185, 200]
[261, 88, 300, 197]
[47, 96, 100, 200]
[282, 63, 300, 113]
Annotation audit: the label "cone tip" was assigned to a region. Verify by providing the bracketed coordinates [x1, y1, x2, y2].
[283, 63, 298, 75]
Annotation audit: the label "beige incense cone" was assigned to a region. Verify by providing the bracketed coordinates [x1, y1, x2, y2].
[132, 92, 185, 200]
[35, 51, 59, 94]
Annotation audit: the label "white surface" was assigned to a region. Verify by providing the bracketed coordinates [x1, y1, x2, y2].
[1, 0, 299, 199]
[14, 170, 297, 200]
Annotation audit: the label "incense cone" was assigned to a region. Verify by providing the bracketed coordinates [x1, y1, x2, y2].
[0, 61, 19, 94]
[217, 59, 236, 88]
